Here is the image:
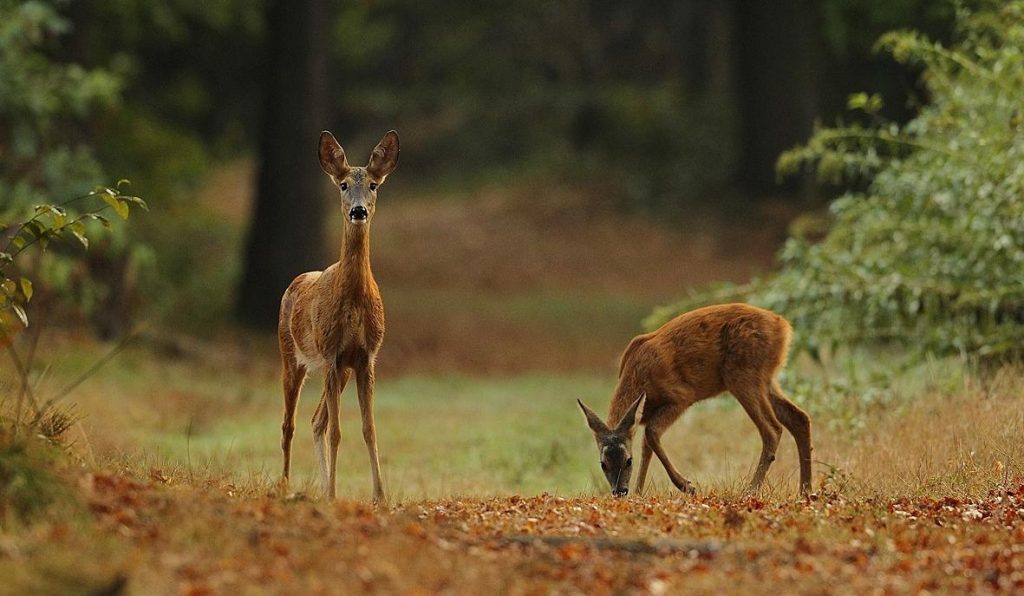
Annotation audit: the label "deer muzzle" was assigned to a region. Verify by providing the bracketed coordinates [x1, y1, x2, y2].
[349, 205, 369, 223]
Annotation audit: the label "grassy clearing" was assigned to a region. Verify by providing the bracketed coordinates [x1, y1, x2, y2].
[7, 337, 1023, 503]
[16, 338, 616, 499]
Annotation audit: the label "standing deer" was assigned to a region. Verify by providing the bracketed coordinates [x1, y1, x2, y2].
[278, 130, 399, 504]
[578, 303, 812, 497]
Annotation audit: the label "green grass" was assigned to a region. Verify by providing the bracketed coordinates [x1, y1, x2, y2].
[30, 342, 627, 500]
[122, 373, 619, 500]
[18, 337, 781, 501]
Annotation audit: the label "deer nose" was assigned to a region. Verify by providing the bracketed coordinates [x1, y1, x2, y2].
[612, 488, 628, 498]
[349, 205, 368, 221]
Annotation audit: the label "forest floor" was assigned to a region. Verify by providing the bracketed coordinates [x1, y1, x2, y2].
[3, 170, 1024, 594]
[10, 474, 1024, 594]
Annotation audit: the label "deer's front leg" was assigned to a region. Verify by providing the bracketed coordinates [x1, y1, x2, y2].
[643, 400, 696, 495]
[635, 438, 654, 495]
[355, 361, 386, 505]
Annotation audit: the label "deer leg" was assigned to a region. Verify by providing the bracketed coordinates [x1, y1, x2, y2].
[769, 381, 813, 494]
[644, 403, 696, 494]
[280, 359, 307, 489]
[312, 367, 349, 499]
[635, 438, 654, 495]
[311, 396, 329, 494]
[732, 380, 783, 493]
[312, 368, 351, 459]
[355, 362, 385, 505]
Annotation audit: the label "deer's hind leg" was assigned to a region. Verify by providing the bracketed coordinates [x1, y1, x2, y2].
[312, 367, 350, 499]
[728, 374, 784, 493]
[769, 380, 813, 494]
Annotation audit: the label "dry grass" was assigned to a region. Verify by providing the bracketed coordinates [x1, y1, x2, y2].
[835, 368, 1024, 497]
[625, 368, 1024, 501]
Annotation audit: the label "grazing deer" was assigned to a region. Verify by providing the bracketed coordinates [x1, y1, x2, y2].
[578, 303, 812, 497]
[278, 130, 399, 504]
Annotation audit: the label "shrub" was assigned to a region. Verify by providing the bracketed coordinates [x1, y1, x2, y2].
[649, 2, 1024, 362]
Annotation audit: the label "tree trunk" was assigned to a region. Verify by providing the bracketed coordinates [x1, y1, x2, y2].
[736, 0, 821, 198]
[237, 0, 329, 327]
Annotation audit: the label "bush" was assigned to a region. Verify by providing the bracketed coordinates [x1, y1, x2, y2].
[649, 2, 1024, 362]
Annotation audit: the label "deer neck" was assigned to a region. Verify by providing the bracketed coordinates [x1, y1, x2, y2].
[606, 379, 639, 428]
[337, 222, 374, 298]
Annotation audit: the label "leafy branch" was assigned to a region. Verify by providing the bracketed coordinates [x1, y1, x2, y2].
[1, 182, 146, 333]
[1, 182, 147, 430]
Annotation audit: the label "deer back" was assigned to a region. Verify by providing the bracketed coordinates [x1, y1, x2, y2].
[611, 303, 791, 422]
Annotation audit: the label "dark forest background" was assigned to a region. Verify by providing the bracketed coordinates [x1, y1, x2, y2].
[5, 0, 955, 333]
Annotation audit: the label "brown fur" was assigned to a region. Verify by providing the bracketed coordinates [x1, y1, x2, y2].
[278, 130, 399, 504]
[604, 303, 812, 495]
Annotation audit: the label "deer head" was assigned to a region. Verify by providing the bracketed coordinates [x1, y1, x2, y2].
[318, 130, 400, 225]
[577, 395, 645, 497]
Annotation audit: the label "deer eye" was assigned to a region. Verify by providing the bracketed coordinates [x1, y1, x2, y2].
[626, 457, 633, 466]
[600, 461, 608, 471]
[339, 182, 348, 191]
[369, 182, 378, 191]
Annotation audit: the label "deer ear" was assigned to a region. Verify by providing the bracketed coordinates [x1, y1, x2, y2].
[318, 131, 351, 180]
[367, 130, 400, 180]
[614, 394, 646, 435]
[577, 399, 608, 434]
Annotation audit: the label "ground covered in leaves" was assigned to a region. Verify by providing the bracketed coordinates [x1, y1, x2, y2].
[8, 471, 1024, 595]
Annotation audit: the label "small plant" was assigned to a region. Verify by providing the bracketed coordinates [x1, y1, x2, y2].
[0, 425, 68, 526]
[2, 184, 146, 429]
[1, 183, 145, 332]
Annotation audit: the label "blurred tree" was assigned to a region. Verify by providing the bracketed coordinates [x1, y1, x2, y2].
[7, 0, 959, 334]
[736, 0, 821, 198]
[236, 0, 329, 327]
[35, 0, 268, 334]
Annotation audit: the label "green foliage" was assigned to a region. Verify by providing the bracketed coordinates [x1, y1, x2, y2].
[650, 2, 1024, 362]
[0, 0, 121, 210]
[0, 185, 146, 336]
[0, 1, 147, 440]
[1, 0, 155, 336]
